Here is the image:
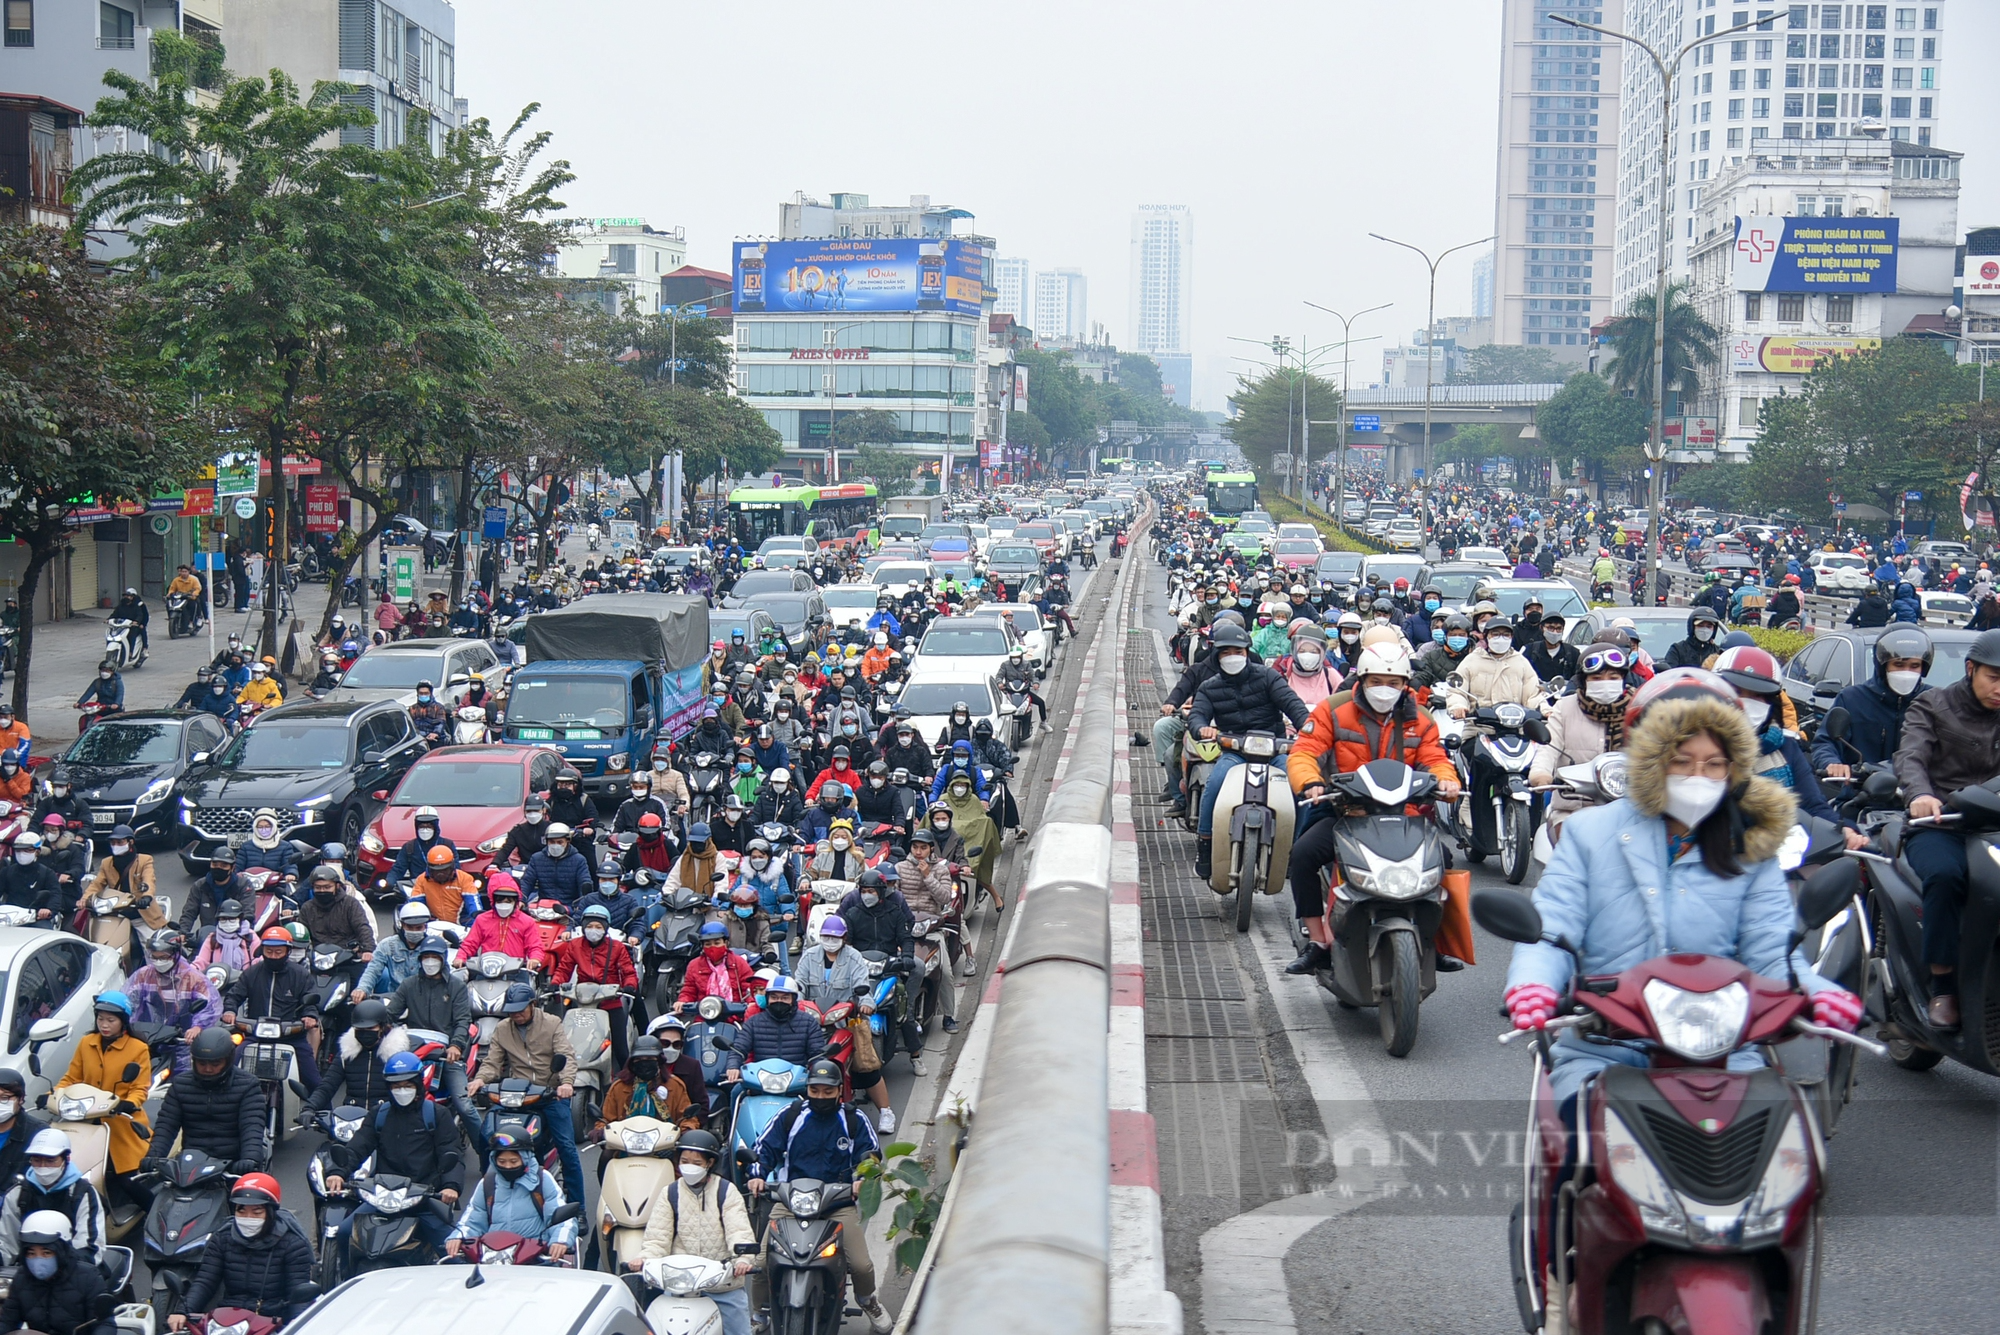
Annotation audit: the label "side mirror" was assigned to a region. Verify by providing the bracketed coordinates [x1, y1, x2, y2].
[1823, 707, 1851, 742]
[1813, 681, 1842, 699]
[27, 1018, 69, 1048]
[290, 1282, 323, 1305]
[122, 1062, 141, 1084]
[190, 752, 211, 766]
[734, 1241, 760, 1255]
[1949, 785, 2000, 828]
[362, 750, 387, 765]
[93, 1295, 116, 1320]
[1795, 859, 1860, 934]
[371, 790, 390, 802]
[1470, 889, 1544, 945]
[162, 1272, 188, 1299]
[1861, 769, 1898, 801]
[448, 674, 470, 688]
[1524, 719, 1550, 745]
[550, 1053, 567, 1074]
[548, 1202, 584, 1226]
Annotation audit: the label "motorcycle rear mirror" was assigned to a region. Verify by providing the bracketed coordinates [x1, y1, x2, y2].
[161, 1272, 188, 1299]
[1470, 889, 1543, 946]
[1861, 769, 1898, 801]
[1822, 706, 1851, 742]
[290, 1283, 322, 1306]
[1524, 718, 1550, 745]
[734, 1241, 760, 1255]
[1813, 681, 1842, 699]
[1949, 785, 2000, 827]
[121, 1062, 140, 1084]
[547, 1201, 583, 1226]
[966, 846, 985, 859]
[550, 1053, 567, 1074]
[1795, 859, 1860, 934]
[93, 1295, 116, 1320]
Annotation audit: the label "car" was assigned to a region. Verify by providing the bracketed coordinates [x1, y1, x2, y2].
[912, 615, 1023, 680]
[742, 590, 829, 646]
[865, 544, 923, 571]
[1055, 510, 1098, 545]
[1416, 561, 1502, 608]
[0, 930, 127, 1108]
[756, 535, 816, 559]
[1920, 590, 1975, 625]
[928, 537, 976, 575]
[1807, 551, 1872, 595]
[1359, 554, 1426, 593]
[1341, 497, 1368, 523]
[1270, 537, 1323, 572]
[382, 515, 438, 544]
[1564, 606, 1696, 662]
[321, 638, 509, 710]
[707, 607, 783, 654]
[173, 697, 427, 873]
[983, 543, 1045, 592]
[1913, 539, 1975, 564]
[1313, 551, 1366, 593]
[727, 569, 816, 603]
[1384, 518, 1425, 551]
[870, 562, 934, 600]
[889, 670, 1014, 748]
[652, 545, 710, 573]
[822, 584, 885, 631]
[985, 514, 1021, 538]
[1234, 518, 1274, 541]
[1696, 552, 1764, 581]
[1484, 579, 1588, 623]
[1223, 530, 1265, 560]
[1276, 522, 1319, 543]
[1782, 627, 1980, 733]
[917, 522, 974, 554]
[62, 710, 235, 845]
[1457, 546, 1512, 572]
[283, 1266, 647, 1335]
[962, 602, 1052, 675]
[357, 744, 566, 889]
[1015, 523, 1066, 562]
[762, 549, 813, 571]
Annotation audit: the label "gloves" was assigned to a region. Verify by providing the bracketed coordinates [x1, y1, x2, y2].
[1504, 983, 1560, 1031]
[1810, 988, 1864, 1033]
[112, 1100, 138, 1115]
[229, 1159, 260, 1176]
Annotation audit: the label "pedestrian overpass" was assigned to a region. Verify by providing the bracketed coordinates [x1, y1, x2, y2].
[1340, 382, 1564, 481]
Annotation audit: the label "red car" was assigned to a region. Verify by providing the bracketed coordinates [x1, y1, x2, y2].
[356, 744, 566, 892]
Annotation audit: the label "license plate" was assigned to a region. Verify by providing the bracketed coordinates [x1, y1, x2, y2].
[226, 834, 245, 848]
[514, 727, 554, 740]
[92, 812, 116, 826]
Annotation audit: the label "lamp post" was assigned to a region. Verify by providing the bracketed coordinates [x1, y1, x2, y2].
[820, 322, 866, 483]
[1305, 300, 1393, 526]
[1368, 232, 1492, 551]
[1550, 8, 1767, 604]
[1229, 335, 1344, 499]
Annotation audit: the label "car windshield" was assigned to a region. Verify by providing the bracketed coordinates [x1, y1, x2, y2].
[920, 524, 971, 540]
[879, 517, 925, 538]
[874, 565, 930, 586]
[765, 551, 809, 569]
[1924, 640, 1972, 685]
[1817, 554, 1866, 569]
[752, 596, 810, 622]
[393, 760, 527, 806]
[1603, 614, 1690, 659]
[64, 720, 180, 766]
[986, 517, 1019, 533]
[899, 682, 996, 715]
[1315, 553, 1364, 577]
[1491, 586, 1587, 619]
[989, 545, 1039, 564]
[1427, 571, 1489, 603]
[1235, 520, 1273, 536]
[996, 607, 1040, 635]
[338, 653, 442, 688]
[920, 625, 1010, 655]
[1018, 525, 1057, 541]
[707, 614, 762, 642]
[1363, 557, 1426, 585]
[1461, 548, 1506, 563]
[219, 721, 350, 771]
[1274, 539, 1319, 556]
[736, 573, 802, 598]
[506, 676, 629, 728]
[657, 548, 700, 568]
[823, 587, 880, 608]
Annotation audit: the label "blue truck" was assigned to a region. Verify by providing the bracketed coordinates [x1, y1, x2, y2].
[509, 594, 710, 799]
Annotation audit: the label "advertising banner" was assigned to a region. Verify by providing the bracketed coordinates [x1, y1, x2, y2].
[734, 239, 983, 316]
[215, 453, 258, 498]
[1733, 216, 1898, 292]
[1966, 256, 2000, 296]
[482, 506, 508, 541]
[1681, 416, 1717, 448]
[1013, 367, 1029, 414]
[1730, 335, 1881, 374]
[303, 484, 341, 533]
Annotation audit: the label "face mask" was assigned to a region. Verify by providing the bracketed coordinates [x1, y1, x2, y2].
[1741, 699, 1772, 730]
[151, 955, 178, 974]
[932, 817, 951, 832]
[1487, 636, 1512, 655]
[860, 891, 880, 908]
[417, 692, 432, 703]
[13, 853, 33, 867]
[32, 1164, 62, 1186]
[212, 685, 226, 694]
[1584, 678, 1624, 704]
[583, 924, 608, 944]
[1694, 626, 1715, 642]
[831, 837, 851, 851]
[679, 1162, 709, 1185]
[0, 1098, 17, 1122]
[766, 999, 795, 1021]
[390, 1085, 417, 1107]
[808, 1095, 840, 1115]
[313, 890, 337, 906]
[703, 943, 728, 962]
[421, 957, 443, 977]
[354, 1028, 381, 1050]
[100, 671, 113, 681]
[496, 1162, 528, 1183]
[1204, 596, 1219, 607]
[1218, 653, 1247, 676]
[547, 842, 568, 858]
[1886, 669, 1922, 696]
[658, 1043, 682, 1061]
[1446, 636, 1469, 653]
[24, 1256, 55, 1281]
[1340, 632, 1360, 646]
[823, 937, 844, 954]
[869, 776, 886, 789]
[1663, 775, 1729, 828]
[726, 811, 743, 824]
[1373, 616, 1390, 626]
[495, 901, 516, 918]
[1294, 649, 1323, 672]
[1363, 685, 1403, 714]
[525, 811, 544, 825]
[235, 1215, 266, 1238]
[51, 786, 67, 798]
[219, 919, 241, 934]
[737, 762, 753, 774]
[1545, 628, 1563, 643]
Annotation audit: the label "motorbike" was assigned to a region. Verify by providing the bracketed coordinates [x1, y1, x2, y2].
[78, 701, 119, 735]
[1303, 759, 1452, 1058]
[1203, 731, 1296, 933]
[306, 942, 360, 1060]
[447, 1212, 583, 1267]
[686, 754, 732, 831]
[597, 1115, 681, 1273]
[588, 525, 602, 552]
[477, 1069, 563, 1174]
[1449, 697, 1549, 886]
[347, 1172, 452, 1275]
[166, 592, 205, 639]
[555, 979, 627, 1131]
[238, 868, 293, 937]
[909, 886, 962, 1034]
[81, 881, 164, 968]
[1529, 753, 1629, 870]
[646, 887, 711, 1018]
[1001, 685, 1035, 749]
[48, 1078, 153, 1238]
[231, 1016, 309, 1148]
[684, 996, 747, 1122]
[725, 1058, 808, 1189]
[143, 1149, 233, 1326]
[461, 952, 533, 1075]
[306, 1106, 367, 1286]
[761, 1177, 859, 1334]
[1471, 884, 1883, 1335]
[453, 705, 490, 745]
[1180, 722, 1220, 836]
[640, 1250, 760, 1335]
[104, 617, 147, 670]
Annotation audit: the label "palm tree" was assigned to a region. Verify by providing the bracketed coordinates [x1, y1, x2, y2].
[1600, 281, 1721, 408]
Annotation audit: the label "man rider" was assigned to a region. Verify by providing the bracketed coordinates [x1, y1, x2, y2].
[385, 936, 484, 1152]
[613, 771, 672, 835]
[1186, 622, 1310, 881]
[467, 982, 584, 1201]
[1524, 611, 1579, 682]
[32, 768, 89, 830]
[354, 901, 435, 1001]
[326, 1051, 461, 1267]
[143, 1027, 267, 1180]
[111, 588, 149, 651]
[76, 662, 125, 722]
[387, 805, 458, 883]
[1664, 607, 1723, 669]
[1409, 613, 1476, 694]
[491, 794, 551, 868]
[166, 1174, 314, 1331]
[295, 863, 376, 975]
[1442, 617, 1547, 862]
[408, 680, 451, 744]
[444, 1132, 576, 1264]
[837, 869, 925, 1081]
[996, 646, 1050, 731]
[1812, 625, 1931, 780]
[221, 929, 322, 1090]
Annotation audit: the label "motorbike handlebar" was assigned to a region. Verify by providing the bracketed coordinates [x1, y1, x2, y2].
[1496, 1013, 1590, 1044]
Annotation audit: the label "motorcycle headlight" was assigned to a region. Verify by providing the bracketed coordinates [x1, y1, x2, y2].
[486, 1244, 518, 1266]
[58, 1096, 91, 1120]
[137, 777, 175, 806]
[1240, 734, 1276, 760]
[1593, 753, 1628, 799]
[1738, 1112, 1812, 1242]
[1602, 1106, 1687, 1237]
[759, 1069, 795, 1094]
[210, 1321, 251, 1335]
[330, 1118, 359, 1143]
[92, 896, 117, 913]
[363, 1184, 409, 1212]
[622, 1128, 661, 1156]
[1372, 862, 1423, 900]
[789, 1187, 820, 1217]
[498, 1091, 524, 1108]
[1642, 979, 1748, 1062]
[480, 955, 507, 978]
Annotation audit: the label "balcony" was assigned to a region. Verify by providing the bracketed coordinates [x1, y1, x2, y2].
[97, 35, 135, 49]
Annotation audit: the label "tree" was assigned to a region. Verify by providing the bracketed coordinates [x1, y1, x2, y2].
[1224, 368, 1341, 479]
[1600, 281, 1721, 409]
[0, 225, 205, 722]
[1451, 344, 1569, 386]
[1537, 371, 1649, 491]
[834, 409, 902, 451]
[1011, 349, 1102, 459]
[852, 447, 921, 496]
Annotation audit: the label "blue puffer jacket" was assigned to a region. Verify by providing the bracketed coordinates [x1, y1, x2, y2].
[232, 839, 300, 880]
[1890, 581, 1921, 623]
[1809, 672, 1928, 772]
[518, 847, 591, 905]
[730, 1008, 827, 1072]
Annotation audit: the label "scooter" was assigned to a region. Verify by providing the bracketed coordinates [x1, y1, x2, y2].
[104, 618, 147, 670]
[761, 1177, 859, 1334]
[305, 942, 360, 1060]
[1471, 884, 1883, 1335]
[597, 1115, 680, 1273]
[726, 1059, 809, 1190]
[446, 1210, 583, 1267]
[347, 1173, 452, 1275]
[461, 952, 532, 1076]
[640, 1251, 760, 1335]
[81, 881, 163, 969]
[230, 1016, 309, 1149]
[143, 1149, 233, 1327]
[1450, 699, 1548, 886]
[453, 705, 490, 745]
[305, 1106, 367, 1287]
[684, 996, 747, 1123]
[166, 593, 204, 639]
[555, 979, 626, 1132]
[1304, 759, 1451, 1059]
[686, 754, 731, 831]
[1001, 686, 1035, 749]
[48, 1078, 153, 1238]
[1203, 731, 1296, 934]
[646, 887, 710, 1018]
[1529, 753, 1628, 870]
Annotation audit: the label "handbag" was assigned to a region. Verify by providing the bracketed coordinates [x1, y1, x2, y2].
[847, 1013, 881, 1074]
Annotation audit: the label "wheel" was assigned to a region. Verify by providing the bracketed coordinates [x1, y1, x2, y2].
[650, 969, 678, 1020]
[316, 1228, 345, 1289]
[1233, 830, 1262, 933]
[912, 976, 935, 1033]
[1377, 931, 1422, 1058]
[571, 1086, 599, 1136]
[339, 806, 365, 853]
[1886, 1034, 1944, 1071]
[1502, 800, 1532, 885]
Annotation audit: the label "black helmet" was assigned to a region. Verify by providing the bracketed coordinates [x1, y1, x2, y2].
[1968, 629, 2000, 670]
[216, 898, 243, 918]
[973, 718, 994, 738]
[630, 1035, 664, 1062]
[1441, 613, 1474, 634]
[857, 868, 886, 892]
[677, 1128, 723, 1162]
[351, 998, 390, 1030]
[190, 1026, 235, 1065]
[1689, 606, 1722, 626]
[556, 766, 582, 787]
[1874, 626, 1935, 676]
[1211, 621, 1251, 649]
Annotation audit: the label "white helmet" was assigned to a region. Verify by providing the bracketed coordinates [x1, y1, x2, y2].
[1353, 641, 1413, 680]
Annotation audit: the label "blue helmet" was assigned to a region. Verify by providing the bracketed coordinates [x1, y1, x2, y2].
[766, 975, 800, 998]
[580, 904, 611, 923]
[93, 991, 132, 1020]
[698, 920, 728, 941]
[383, 1052, 423, 1079]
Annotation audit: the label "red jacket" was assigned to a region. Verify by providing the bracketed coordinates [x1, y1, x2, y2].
[677, 948, 754, 1006]
[549, 934, 639, 1007]
[806, 762, 858, 801]
[454, 909, 546, 968]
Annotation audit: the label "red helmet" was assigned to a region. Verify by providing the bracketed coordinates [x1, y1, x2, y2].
[1599, 548, 1610, 557]
[1623, 666, 1742, 734]
[1784, 574, 1801, 585]
[230, 1172, 282, 1208]
[638, 812, 663, 833]
[1712, 645, 1782, 696]
[259, 927, 291, 947]
[1392, 577, 1409, 590]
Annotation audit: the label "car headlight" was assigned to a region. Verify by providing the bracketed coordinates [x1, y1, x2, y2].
[137, 777, 175, 806]
[1642, 978, 1748, 1062]
[1738, 1112, 1812, 1242]
[360, 831, 385, 854]
[607, 753, 629, 772]
[1602, 1106, 1686, 1236]
[297, 795, 334, 813]
[477, 835, 507, 854]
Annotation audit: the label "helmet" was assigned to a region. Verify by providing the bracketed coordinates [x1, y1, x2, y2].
[350, 998, 391, 1030]
[806, 1059, 842, 1090]
[500, 982, 536, 1015]
[383, 1051, 423, 1080]
[1623, 666, 1743, 735]
[677, 1129, 723, 1163]
[148, 930, 187, 959]
[1968, 629, 2000, 670]
[229, 1173, 283, 1209]
[545, 822, 573, 841]
[1352, 642, 1412, 680]
[260, 927, 292, 948]
[425, 845, 456, 869]
[285, 921, 311, 946]
[556, 767, 582, 787]
[216, 899, 243, 919]
[395, 903, 434, 934]
[1711, 645, 1783, 696]
[416, 936, 451, 960]
[746, 837, 773, 858]
[19, 1210, 74, 1248]
[1211, 622, 1251, 649]
[857, 868, 887, 892]
[413, 806, 440, 826]
[819, 914, 848, 937]
[1875, 626, 1935, 675]
[698, 920, 728, 941]
[1689, 606, 1722, 626]
[1482, 616, 1515, 636]
[1441, 613, 1474, 635]
[190, 1026, 235, 1065]
[93, 991, 132, 1020]
[974, 718, 994, 738]
[765, 975, 799, 1000]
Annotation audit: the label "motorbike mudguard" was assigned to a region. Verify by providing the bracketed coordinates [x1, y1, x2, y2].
[1207, 761, 1297, 897]
[1628, 1252, 1771, 1335]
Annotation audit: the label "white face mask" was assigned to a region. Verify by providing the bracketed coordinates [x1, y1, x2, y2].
[1545, 628, 1563, 642]
[1741, 699, 1772, 730]
[1583, 678, 1624, 705]
[235, 1214, 267, 1238]
[1886, 669, 1922, 696]
[1486, 636, 1512, 655]
[110, 842, 131, 856]
[32, 1164, 62, 1186]
[831, 837, 850, 851]
[0, 1099, 15, 1122]
[679, 1162, 709, 1185]
[1293, 649, 1323, 672]
[583, 925, 607, 943]
[390, 1085, 417, 1106]
[1663, 775, 1728, 829]
[1363, 685, 1403, 715]
[1218, 653, 1248, 676]
[494, 901, 515, 918]
[218, 919, 241, 935]
[421, 957, 443, 976]
[1694, 625, 1716, 642]
[13, 852, 33, 867]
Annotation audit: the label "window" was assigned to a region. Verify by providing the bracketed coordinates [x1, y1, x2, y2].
[1727, 127, 1744, 146]
[1819, 34, 1840, 57]
[1891, 95, 1911, 116]
[1777, 293, 1805, 321]
[1863, 34, 1884, 57]
[1894, 7, 1914, 28]
[1729, 98, 1745, 117]
[607, 243, 636, 275]
[1823, 197, 1843, 217]
[1783, 122, 1804, 138]
[3, 0, 29, 46]
[1787, 34, 1808, 56]
[1816, 92, 1837, 116]
[1893, 36, 1914, 57]
[1797, 196, 1818, 215]
[1730, 69, 1747, 89]
[1755, 67, 1771, 88]
[98, 2, 133, 47]
[1732, 40, 1748, 60]
[1745, 293, 1763, 321]
[1919, 67, 1934, 89]
[1786, 64, 1805, 86]
[1922, 7, 1936, 29]
[1818, 64, 1838, 87]
[1861, 93, 1882, 116]
[1788, 5, 1807, 27]
[1921, 37, 1935, 59]
[1740, 396, 1763, 427]
[1865, 4, 1887, 27]
[1918, 95, 1932, 117]
[1753, 96, 1771, 117]
[1819, 3, 1841, 26]
[1917, 126, 1930, 145]
[1863, 64, 1883, 86]
[1756, 39, 1774, 58]
[1892, 67, 1912, 88]
[1785, 92, 1806, 115]
[1827, 295, 1854, 322]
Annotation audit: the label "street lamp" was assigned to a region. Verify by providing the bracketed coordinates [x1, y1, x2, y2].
[1229, 335, 1344, 499]
[1550, 8, 1768, 604]
[1305, 300, 1392, 527]
[821, 322, 867, 483]
[1369, 232, 1492, 551]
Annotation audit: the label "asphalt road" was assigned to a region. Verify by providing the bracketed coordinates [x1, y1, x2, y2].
[1137, 559, 2000, 1335]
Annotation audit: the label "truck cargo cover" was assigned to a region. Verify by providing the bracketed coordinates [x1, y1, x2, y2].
[523, 594, 710, 671]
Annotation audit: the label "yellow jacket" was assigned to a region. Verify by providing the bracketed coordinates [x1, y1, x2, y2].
[237, 678, 283, 710]
[55, 1032, 153, 1173]
[168, 574, 204, 598]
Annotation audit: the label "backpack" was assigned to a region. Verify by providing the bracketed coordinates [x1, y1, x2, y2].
[481, 1163, 546, 1219]
[662, 1177, 732, 1237]
[373, 1096, 438, 1133]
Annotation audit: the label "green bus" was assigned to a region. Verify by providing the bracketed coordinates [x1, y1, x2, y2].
[728, 482, 880, 550]
[1203, 472, 1259, 526]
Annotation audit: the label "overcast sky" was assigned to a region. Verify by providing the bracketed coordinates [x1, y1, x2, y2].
[460, 0, 2000, 414]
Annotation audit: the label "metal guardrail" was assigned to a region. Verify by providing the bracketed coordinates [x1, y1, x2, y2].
[1555, 555, 1972, 632]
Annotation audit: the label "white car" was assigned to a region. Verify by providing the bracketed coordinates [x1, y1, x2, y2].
[1921, 590, 1975, 625]
[821, 584, 884, 631]
[961, 602, 1052, 675]
[870, 562, 934, 601]
[889, 670, 1015, 749]
[1807, 552, 1872, 596]
[911, 616, 1023, 681]
[0, 929, 129, 1105]
[1276, 522, 1320, 544]
[1385, 518, 1424, 551]
[1458, 546, 1512, 572]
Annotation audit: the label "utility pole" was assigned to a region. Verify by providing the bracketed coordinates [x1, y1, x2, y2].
[1305, 301, 1392, 522]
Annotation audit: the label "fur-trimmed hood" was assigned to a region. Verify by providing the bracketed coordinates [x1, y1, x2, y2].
[336, 1023, 410, 1065]
[1623, 691, 1797, 864]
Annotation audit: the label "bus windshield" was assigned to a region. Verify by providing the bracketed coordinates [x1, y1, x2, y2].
[1205, 477, 1258, 517]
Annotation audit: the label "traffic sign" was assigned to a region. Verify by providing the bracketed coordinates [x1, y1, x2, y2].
[482, 505, 508, 541]
[232, 495, 258, 520]
[1834, 502, 1848, 512]
[1351, 414, 1382, 432]
[1905, 491, 1923, 502]
[1412, 467, 1426, 479]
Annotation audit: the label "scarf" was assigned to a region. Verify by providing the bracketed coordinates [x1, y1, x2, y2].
[1577, 688, 1629, 752]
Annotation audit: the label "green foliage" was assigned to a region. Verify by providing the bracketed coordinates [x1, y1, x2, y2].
[1668, 463, 1750, 511]
[851, 445, 921, 497]
[856, 1141, 945, 1275]
[833, 408, 902, 451]
[1600, 282, 1721, 407]
[1746, 627, 1814, 664]
[1224, 369, 1342, 477]
[1451, 344, 1569, 386]
[1538, 371, 1648, 482]
[1264, 494, 1382, 554]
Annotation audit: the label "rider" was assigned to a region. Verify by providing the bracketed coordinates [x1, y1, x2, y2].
[143, 1026, 268, 1181]
[549, 904, 639, 1075]
[1528, 642, 1634, 833]
[520, 819, 592, 907]
[31, 767, 89, 829]
[0, 830, 59, 925]
[678, 921, 754, 1010]
[491, 794, 551, 868]
[408, 680, 452, 744]
[631, 1130, 757, 1335]
[232, 809, 301, 884]
[407, 846, 477, 930]
[385, 936, 485, 1154]
[996, 646, 1050, 731]
[388, 805, 458, 883]
[76, 660, 125, 722]
[1442, 617, 1547, 862]
[1524, 611, 1579, 683]
[235, 661, 283, 714]
[301, 997, 410, 1118]
[444, 1130, 576, 1263]
[1186, 621, 1310, 881]
[723, 975, 825, 1082]
[466, 982, 585, 1203]
[167, 1174, 315, 1331]
[837, 869, 925, 1085]
[1662, 607, 1723, 669]
[1811, 625, 1931, 780]
[453, 876, 546, 969]
[1709, 645, 1867, 846]
[126, 931, 221, 1075]
[574, 859, 647, 936]
[296, 861, 376, 972]
[51, 994, 151, 1208]
[747, 1058, 891, 1334]
[0, 1208, 114, 1335]
[0, 1130, 106, 1266]
[221, 928, 323, 1090]
[325, 1051, 462, 1267]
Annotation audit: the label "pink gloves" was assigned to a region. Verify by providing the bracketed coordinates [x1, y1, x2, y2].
[1810, 988, 1864, 1033]
[1505, 983, 1560, 1031]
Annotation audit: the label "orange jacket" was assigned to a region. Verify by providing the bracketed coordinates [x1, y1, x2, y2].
[1287, 695, 1456, 795]
[860, 647, 895, 681]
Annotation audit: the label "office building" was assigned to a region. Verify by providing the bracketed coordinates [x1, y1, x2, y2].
[1156, 354, 1193, 409]
[1687, 135, 1960, 458]
[1130, 204, 1193, 363]
[552, 219, 689, 317]
[1613, 1, 1952, 315]
[777, 191, 971, 241]
[1034, 267, 1088, 343]
[230, 0, 464, 152]
[1471, 250, 1496, 320]
[1490, 0, 1624, 361]
[993, 256, 1032, 322]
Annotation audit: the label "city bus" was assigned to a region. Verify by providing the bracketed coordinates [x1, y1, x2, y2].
[728, 482, 880, 551]
[1203, 472, 1259, 526]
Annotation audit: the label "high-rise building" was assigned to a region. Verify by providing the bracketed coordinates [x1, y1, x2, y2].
[1491, 0, 1623, 362]
[1033, 268, 1088, 343]
[230, 0, 464, 152]
[1129, 204, 1193, 360]
[1471, 250, 1497, 319]
[993, 256, 1032, 322]
[1612, 1, 1951, 315]
[552, 219, 689, 317]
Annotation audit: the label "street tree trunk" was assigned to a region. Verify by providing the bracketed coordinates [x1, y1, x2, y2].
[10, 527, 64, 727]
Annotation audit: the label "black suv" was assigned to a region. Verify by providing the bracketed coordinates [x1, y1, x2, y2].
[173, 698, 425, 873]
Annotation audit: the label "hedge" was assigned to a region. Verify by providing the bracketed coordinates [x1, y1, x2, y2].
[1263, 494, 1385, 555]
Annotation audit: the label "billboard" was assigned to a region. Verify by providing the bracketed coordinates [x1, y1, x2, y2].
[1733, 216, 1898, 292]
[1967, 256, 2000, 296]
[734, 239, 983, 316]
[1730, 335, 1881, 374]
